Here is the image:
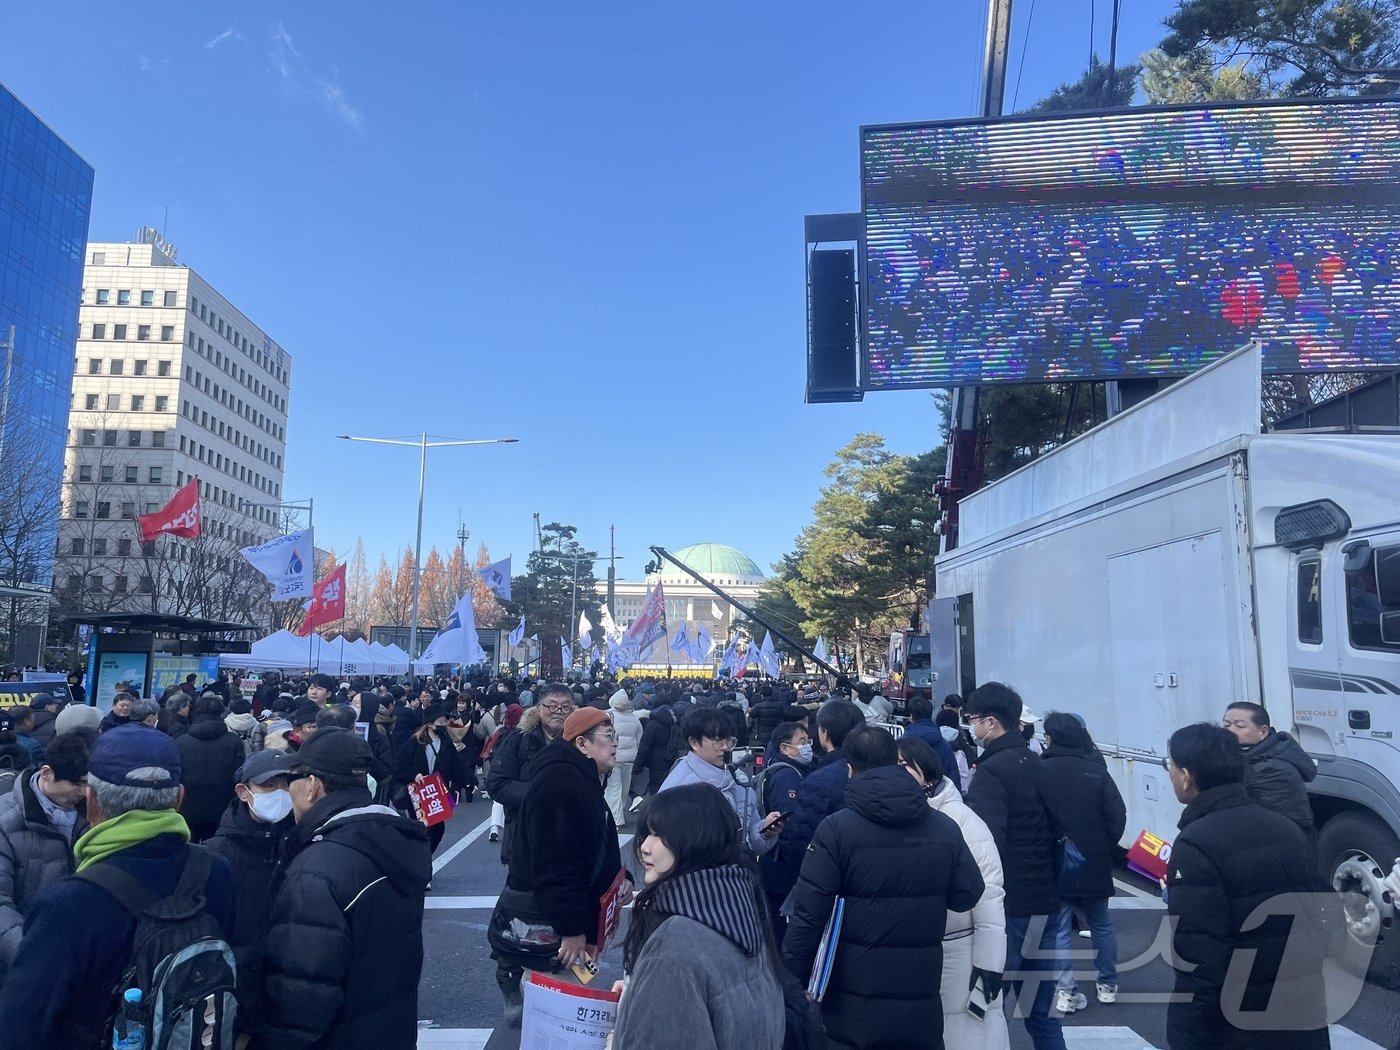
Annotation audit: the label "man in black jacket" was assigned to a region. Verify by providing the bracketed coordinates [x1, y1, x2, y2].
[486, 682, 574, 860]
[203, 749, 294, 1039]
[1222, 703, 1317, 843]
[748, 685, 787, 750]
[1165, 723, 1331, 1050]
[257, 728, 432, 1050]
[965, 683, 1067, 1050]
[176, 695, 246, 842]
[783, 725, 984, 1049]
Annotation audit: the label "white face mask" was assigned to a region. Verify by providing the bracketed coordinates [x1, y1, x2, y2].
[249, 788, 292, 824]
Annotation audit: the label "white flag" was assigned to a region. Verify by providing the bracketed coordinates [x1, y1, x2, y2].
[759, 632, 781, 678]
[508, 616, 526, 649]
[689, 623, 714, 665]
[711, 600, 723, 620]
[561, 636, 573, 670]
[670, 622, 691, 652]
[590, 645, 600, 665]
[420, 590, 487, 665]
[599, 605, 623, 646]
[578, 611, 594, 650]
[718, 634, 740, 675]
[241, 528, 315, 600]
[478, 558, 512, 600]
[813, 636, 829, 665]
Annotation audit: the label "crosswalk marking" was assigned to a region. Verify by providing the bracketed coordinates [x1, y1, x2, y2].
[417, 1028, 492, 1049]
[1328, 1024, 1388, 1050]
[1063, 1025, 1158, 1050]
[426, 896, 501, 910]
[432, 817, 495, 875]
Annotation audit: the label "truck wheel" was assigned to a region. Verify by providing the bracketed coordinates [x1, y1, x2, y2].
[1317, 812, 1400, 978]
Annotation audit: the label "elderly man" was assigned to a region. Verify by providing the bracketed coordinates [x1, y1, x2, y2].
[0, 725, 234, 1048]
[486, 681, 575, 862]
[257, 728, 431, 1050]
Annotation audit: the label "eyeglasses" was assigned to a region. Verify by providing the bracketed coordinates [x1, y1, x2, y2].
[706, 737, 737, 749]
[541, 703, 575, 714]
[588, 730, 618, 744]
[285, 771, 315, 784]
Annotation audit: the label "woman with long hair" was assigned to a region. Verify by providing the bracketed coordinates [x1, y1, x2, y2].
[611, 783, 785, 1050]
[393, 702, 467, 853]
[897, 735, 1010, 1050]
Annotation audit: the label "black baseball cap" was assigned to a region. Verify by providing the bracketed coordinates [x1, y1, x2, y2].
[290, 727, 372, 777]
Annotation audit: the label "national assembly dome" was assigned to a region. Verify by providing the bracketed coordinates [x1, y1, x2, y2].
[659, 543, 766, 587]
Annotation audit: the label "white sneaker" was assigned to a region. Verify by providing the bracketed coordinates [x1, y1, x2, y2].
[1054, 988, 1083, 1014]
[488, 827, 501, 843]
[1096, 982, 1117, 1004]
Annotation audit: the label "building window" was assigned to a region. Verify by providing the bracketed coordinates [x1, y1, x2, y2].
[141, 540, 155, 556]
[121, 502, 136, 519]
[114, 576, 128, 594]
[96, 289, 110, 304]
[144, 502, 158, 514]
[138, 325, 150, 341]
[155, 396, 168, 412]
[77, 465, 92, 482]
[152, 431, 165, 448]
[128, 431, 142, 447]
[102, 430, 117, 446]
[140, 290, 154, 306]
[84, 394, 98, 410]
[110, 359, 123, 375]
[99, 465, 114, 483]
[148, 467, 163, 484]
[158, 360, 170, 377]
[113, 325, 127, 341]
[105, 394, 120, 411]
[131, 395, 144, 412]
[91, 323, 105, 339]
[117, 290, 131, 305]
[160, 326, 173, 341]
[137, 576, 153, 594]
[134, 359, 147, 376]
[164, 290, 177, 307]
[88, 359, 101, 374]
[124, 466, 138, 483]
[118, 538, 132, 556]
[86, 575, 103, 593]
[81, 429, 96, 446]
[95, 502, 111, 519]
[75, 501, 90, 519]
[93, 538, 107, 556]
[70, 537, 84, 555]
[91, 252, 105, 265]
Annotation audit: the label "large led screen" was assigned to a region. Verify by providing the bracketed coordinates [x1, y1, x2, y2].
[861, 98, 1400, 388]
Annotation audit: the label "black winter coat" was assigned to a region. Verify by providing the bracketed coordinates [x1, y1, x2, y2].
[782, 766, 985, 1050]
[393, 727, 468, 792]
[176, 716, 246, 828]
[1040, 746, 1127, 899]
[484, 713, 553, 863]
[1241, 732, 1317, 842]
[202, 799, 294, 1033]
[965, 731, 1061, 916]
[505, 739, 623, 942]
[1166, 783, 1331, 1050]
[771, 747, 850, 904]
[27, 711, 56, 749]
[749, 699, 787, 749]
[633, 705, 683, 782]
[256, 789, 432, 1050]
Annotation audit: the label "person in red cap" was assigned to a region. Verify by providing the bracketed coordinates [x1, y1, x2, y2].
[493, 706, 632, 1027]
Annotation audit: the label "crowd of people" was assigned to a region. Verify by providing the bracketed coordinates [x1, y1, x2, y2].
[0, 664, 1344, 1049]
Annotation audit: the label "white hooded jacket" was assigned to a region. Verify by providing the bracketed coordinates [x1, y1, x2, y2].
[609, 689, 644, 764]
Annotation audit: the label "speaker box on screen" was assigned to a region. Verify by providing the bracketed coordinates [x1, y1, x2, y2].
[807, 248, 860, 403]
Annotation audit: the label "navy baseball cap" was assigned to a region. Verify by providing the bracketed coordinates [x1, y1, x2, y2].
[89, 724, 182, 788]
[235, 749, 294, 786]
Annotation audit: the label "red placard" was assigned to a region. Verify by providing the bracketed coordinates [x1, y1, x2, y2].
[1126, 829, 1172, 881]
[407, 772, 455, 827]
[595, 867, 628, 955]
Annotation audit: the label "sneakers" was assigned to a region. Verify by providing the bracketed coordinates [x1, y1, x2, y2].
[1055, 988, 1088, 1013]
[488, 827, 501, 843]
[1096, 982, 1117, 1004]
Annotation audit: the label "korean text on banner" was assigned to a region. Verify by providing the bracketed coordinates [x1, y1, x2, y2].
[1126, 830, 1172, 882]
[595, 868, 628, 956]
[137, 478, 201, 542]
[521, 972, 620, 1050]
[407, 772, 455, 827]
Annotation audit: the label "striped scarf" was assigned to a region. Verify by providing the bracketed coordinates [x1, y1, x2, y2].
[649, 863, 764, 957]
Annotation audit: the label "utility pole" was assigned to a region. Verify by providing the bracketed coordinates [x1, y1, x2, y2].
[456, 520, 470, 594]
[607, 524, 617, 613]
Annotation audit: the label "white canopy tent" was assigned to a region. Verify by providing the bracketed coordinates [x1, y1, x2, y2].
[246, 629, 324, 671]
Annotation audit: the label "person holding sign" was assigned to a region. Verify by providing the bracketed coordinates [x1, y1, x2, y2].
[611, 783, 785, 1050]
[394, 703, 467, 854]
[495, 707, 629, 1027]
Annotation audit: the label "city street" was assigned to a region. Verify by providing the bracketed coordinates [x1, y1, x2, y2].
[417, 806, 1400, 1050]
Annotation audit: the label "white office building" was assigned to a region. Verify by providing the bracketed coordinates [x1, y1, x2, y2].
[54, 233, 293, 624]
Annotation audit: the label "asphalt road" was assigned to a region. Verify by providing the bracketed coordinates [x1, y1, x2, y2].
[416, 804, 1400, 1050]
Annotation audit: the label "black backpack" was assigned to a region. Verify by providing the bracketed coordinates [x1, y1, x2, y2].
[0, 753, 18, 797]
[76, 845, 238, 1050]
[755, 759, 799, 816]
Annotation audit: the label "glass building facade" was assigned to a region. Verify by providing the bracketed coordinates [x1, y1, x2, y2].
[0, 82, 94, 587]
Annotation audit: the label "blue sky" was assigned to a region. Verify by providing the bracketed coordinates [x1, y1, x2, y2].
[4, 1, 1173, 588]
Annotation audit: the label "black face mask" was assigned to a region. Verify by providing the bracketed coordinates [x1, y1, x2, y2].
[1022, 723, 1036, 741]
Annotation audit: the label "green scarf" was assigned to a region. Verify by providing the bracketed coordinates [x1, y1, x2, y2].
[73, 809, 191, 872]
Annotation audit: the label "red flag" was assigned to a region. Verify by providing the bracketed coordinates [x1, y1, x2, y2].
[296, 562, 346, 636]
[137, 478, 201, 542]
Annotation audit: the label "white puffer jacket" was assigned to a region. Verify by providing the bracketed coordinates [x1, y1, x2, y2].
[927, 776, 1006, 972]
[609, 690, 644, 764]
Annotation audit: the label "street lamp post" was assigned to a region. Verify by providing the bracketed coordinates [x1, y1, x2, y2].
[337, 432, 516, 660]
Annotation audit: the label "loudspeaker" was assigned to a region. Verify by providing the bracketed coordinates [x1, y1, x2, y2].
[807, 249, 861, 403]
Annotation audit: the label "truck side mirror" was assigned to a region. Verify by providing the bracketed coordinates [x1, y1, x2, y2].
[1381, 611, 1400, 646]
[1376, 547, 1400, 609]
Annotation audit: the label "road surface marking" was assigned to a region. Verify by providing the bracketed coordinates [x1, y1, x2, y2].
[1113, 877, 1162, 902]
[426, 896, 501, 910]
[1063, 1026, 1159, 1050]
[417, 1028, 492, 1048]
[432, 817, 494, 875]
